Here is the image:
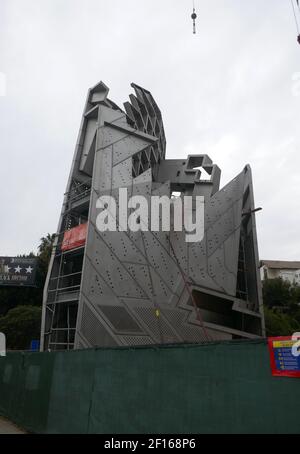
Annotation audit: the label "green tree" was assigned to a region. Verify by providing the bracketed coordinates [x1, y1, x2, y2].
[263, 278, 292, 310]
[0, 234, 55, 316]
[36, 233, 56, 287]
[0, 305, 42, 350]
[263, 278, 300, 336]
[38, 233, 56, 260]
[0, 234, 55, 350]
[264, 307, 297, 336]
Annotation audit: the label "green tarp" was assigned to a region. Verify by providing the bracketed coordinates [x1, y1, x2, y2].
[0, 340, 299, 433]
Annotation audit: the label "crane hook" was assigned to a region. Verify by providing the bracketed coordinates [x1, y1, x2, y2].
[191, 8, 197, 34]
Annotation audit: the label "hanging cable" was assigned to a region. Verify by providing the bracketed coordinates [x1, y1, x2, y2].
[191, 0, 197, 34]
[290, 0, 300, 34]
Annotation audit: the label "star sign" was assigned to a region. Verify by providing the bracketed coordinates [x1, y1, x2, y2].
[25, 266, 33, 274]
[14, 266, 22, 273]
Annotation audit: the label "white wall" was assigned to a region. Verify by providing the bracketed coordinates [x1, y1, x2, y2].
[260, 265, 300, 285]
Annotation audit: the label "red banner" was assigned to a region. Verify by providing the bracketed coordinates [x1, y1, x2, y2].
[61, 223, 88, 252]
[268, 336, 300, 378]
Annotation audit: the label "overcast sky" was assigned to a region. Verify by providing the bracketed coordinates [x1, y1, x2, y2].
[0, 0, 300, 260]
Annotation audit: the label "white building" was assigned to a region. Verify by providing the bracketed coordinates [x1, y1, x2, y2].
[260, 260, 300, 285]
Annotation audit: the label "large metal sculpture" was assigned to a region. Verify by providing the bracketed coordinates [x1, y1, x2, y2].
[40, 81, 265, 351]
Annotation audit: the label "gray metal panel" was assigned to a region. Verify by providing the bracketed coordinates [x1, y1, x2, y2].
[41, 81, 264, 351]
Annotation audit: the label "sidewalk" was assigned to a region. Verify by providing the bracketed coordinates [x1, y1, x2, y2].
[0, 417, 26, 434]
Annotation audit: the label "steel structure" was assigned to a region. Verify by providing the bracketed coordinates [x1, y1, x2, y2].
[40, 81, 265, 351]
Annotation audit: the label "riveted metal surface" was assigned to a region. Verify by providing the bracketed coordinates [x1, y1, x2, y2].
[41, 81, 264, 352]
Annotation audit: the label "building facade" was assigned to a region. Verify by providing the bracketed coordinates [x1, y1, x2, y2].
[40, 81, 265, 351]
[260, 260, 300, 285]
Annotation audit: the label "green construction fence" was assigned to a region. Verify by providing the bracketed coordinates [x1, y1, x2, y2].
[0, 339, 299, 434]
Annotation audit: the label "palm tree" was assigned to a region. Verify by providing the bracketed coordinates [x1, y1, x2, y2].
[38, 233, 56, 262]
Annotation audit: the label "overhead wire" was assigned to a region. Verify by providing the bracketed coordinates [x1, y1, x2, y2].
[290, 0, 300, 34]
[191, 0, 197, 34]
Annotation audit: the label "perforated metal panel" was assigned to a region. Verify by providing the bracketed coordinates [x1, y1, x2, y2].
[80, 303, 118, 347]
[41, 81, 265, 352]
[98, 305, 143, 334]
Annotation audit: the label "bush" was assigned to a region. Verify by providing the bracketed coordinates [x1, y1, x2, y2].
[264, 307, 298, 337]
[263, 277, 300, 336]
[0, 305, 42, 350]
